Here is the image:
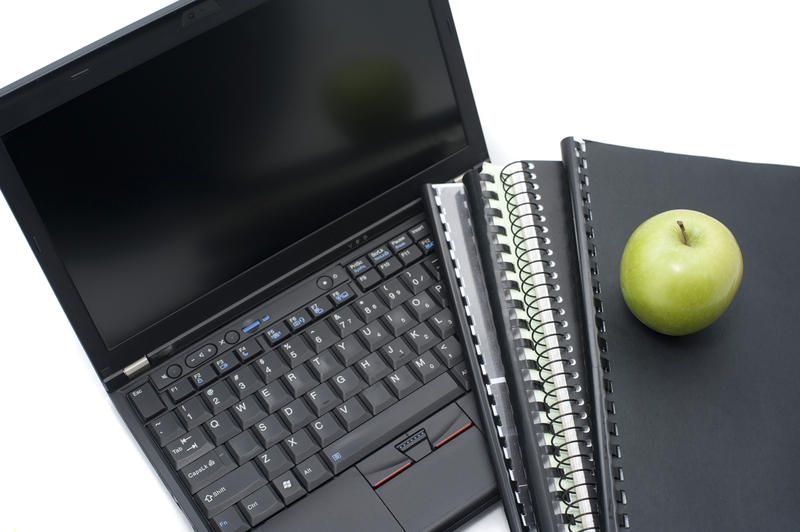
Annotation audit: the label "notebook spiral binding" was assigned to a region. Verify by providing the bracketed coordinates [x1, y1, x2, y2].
[571, 140, 629, 529]
[484, 161, 600, 531]
[431, 189, 533, 529]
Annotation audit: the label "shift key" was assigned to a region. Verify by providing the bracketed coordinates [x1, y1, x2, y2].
[322, 373, 461, 474]
[196, 462, 266, 517]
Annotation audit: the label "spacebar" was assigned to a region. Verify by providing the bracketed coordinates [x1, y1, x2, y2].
[322, 373, 462, 474]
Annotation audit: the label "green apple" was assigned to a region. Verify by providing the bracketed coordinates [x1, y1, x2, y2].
[619, 209, 743, 335]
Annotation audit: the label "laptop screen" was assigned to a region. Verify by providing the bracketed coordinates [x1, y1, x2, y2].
[2, 0, 467, 349]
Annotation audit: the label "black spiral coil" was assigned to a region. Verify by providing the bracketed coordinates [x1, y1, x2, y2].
[481, 161, 600, 531]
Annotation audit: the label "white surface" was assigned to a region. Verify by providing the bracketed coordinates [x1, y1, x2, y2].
[1, 1, 799, 531]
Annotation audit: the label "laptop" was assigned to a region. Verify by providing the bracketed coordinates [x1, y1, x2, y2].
[0, 0, 498, 530]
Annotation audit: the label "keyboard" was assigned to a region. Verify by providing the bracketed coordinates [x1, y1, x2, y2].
[127, 218, 473, 531]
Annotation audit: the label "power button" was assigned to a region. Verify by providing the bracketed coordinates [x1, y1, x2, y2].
[316, 276, 333, 290]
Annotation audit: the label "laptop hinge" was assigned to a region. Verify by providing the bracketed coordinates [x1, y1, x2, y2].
[123, 356, 150, 379]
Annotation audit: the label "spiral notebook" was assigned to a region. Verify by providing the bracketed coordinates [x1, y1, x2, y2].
[424, 160, 615, 532]
[425, 139, 800, 532]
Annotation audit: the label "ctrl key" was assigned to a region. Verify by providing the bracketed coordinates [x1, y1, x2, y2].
[238, 485, 284, 526]
[211, 506, 249, 532]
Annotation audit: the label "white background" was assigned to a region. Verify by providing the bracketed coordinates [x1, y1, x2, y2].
[1, 1, 799, 531]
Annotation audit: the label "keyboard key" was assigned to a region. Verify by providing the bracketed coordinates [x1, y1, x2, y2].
[213, 351, 240, 375]
[450, 361, 471, 391]
[254, 415, 290, 448]
[385, 366, 421, 399]
[308, 413, 346, 446]
[228, 365, 263, 399]
[410, 353, 446, 383]
[282, 428, 319, 463]
[238, 485, 284, 526]
[305, 382, 341, 416]
[279, 337, 315, 368]
[294, 454, 333, 492]
[227, 430, 264, 465]
[257, 381, 292, 414]
[331, 335, 367, 366]
[307, 296, 333, 318]
[331, 367, 366, 400]
[433, 336, 463, 368]
[376, 256, 402, 278]
[328, 285, 354, 306]
[408, 222, 430, 241]
[203, 381, 238, 414]
[429, 308, 456, 339]
[353, 292, 388, 323]
[417, 236, 435, 254]
[382, 306, 415, 336]
[346, 257, 370, 277]
[397, 244, 423, 266]
[272, 471, 306, 506]
[231, 395, 266, 429]
[283, 365, 318, 398]
[189, 364, 217, 389]
[129, 382, 165, 421]
[380, 338, 415, 369]
[405, 323, 439, 354]
[211, 505, 249, 532]
[354, 268, 381, 291]
[256, 444, 293, 480]
[328, 306, 364, 338]
[388, 233, 411, 253]
[205, 411, 241, 445]
[234, 338, 262, 362]
[150, 411, 186, 447]
[357, 321, 391, 351]
[186, 344, 218, 368]
[151, 368, 177, 391]
[422, 256, 442, 280]
[355, 353, 391, 385]
[181, 447, 237, 493]
[166, 427, 215, 470]
[322, 373, 461, 474]
[264, 323, 290, 346]
[196, 462, 266, 518]
[401, 264, 432, 294]
[167, 377, 195, 402]
[377, 278, 411, 308]
[178, 396, 213, 429]
[406, 291, 440, 322]
[428, 282, 447, 306]
[279, 398, 315, 432]
[333, 397, 371, 431]
[307, 350, 344, 382]
[359, 381, 397, 415]
[303, 321, 339, 353]
[253, 351, 289, 384]
[285, 309, 312, 332]
[368, 245, 392, 265]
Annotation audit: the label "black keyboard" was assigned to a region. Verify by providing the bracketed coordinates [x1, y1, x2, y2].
[127, 218, 472, 531]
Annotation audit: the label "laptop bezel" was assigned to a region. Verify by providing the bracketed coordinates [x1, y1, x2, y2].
[0, 0, 487, 385]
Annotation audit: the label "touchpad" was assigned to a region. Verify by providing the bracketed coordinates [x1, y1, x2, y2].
[255, 468, 403, 532]
[376, 427, 496, 531]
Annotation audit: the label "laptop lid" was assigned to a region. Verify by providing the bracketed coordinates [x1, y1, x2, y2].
[0, 0, 486, 386]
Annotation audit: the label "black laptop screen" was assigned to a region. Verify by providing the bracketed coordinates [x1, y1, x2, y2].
[3, 0, 466, 349]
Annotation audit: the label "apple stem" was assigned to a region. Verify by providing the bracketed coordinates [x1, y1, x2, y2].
[677, 220, 690, 246]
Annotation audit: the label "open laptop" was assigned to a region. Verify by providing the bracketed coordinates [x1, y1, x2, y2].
[0, 0, 499, 530]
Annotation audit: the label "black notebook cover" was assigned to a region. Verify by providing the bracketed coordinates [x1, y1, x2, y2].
[561, 139, 800, 530]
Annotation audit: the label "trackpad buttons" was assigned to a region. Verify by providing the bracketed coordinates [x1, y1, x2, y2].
[376, 427, 496, 531]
